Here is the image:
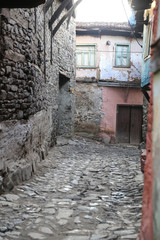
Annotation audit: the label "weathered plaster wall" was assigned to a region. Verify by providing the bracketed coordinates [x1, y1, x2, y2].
[139, 1, 159, 239]
[153, 71, 160, 240]
[0, 4, 76, 192]
[76, 35, 142, 82]
[100, 87, 143, 140]
[153, 1, 160, 239]
[74, 82, 102, 138]
[141, 58, 151, 87]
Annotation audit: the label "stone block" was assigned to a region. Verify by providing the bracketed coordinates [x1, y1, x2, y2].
[32, 160, 36, 173]
[1, 8, 10, 18]
[0, 182, 4, 194]
[0, 90, 7, 100]
[5, 50, 25, 63]
[7, 92, 15, 100]
[6, 66, 12, 75]
[10, 85, 18, 92]
[17, 110, 24, 119]
[0, 160, 5, 171]
[21, 164, 32, 181]
[11, 168, 22, 185]
[3, 176, 14, 191]
[101, 133, 111, 145]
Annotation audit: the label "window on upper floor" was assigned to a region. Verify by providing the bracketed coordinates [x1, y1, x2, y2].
[115, 43, 130, 68]
[76, 44, 96, 68]
[144, 22, 153, 59]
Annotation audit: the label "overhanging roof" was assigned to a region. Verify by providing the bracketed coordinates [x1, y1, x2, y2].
[98, 81, 141, 88]
[0, 0, 45, 8]
[0, 0, 81, 37]
[76, 22, 142, 38]
[130, 0, 152, 10]
[129, 0, 152, 35]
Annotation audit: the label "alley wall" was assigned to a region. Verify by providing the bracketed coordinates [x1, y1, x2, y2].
[0, 4, 76, 192]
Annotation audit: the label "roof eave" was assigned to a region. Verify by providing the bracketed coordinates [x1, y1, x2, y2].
[0, 0, 45, 8]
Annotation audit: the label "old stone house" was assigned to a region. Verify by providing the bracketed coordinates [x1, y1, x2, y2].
[0, 0, 78, 193]
[75, 22, 143, 144]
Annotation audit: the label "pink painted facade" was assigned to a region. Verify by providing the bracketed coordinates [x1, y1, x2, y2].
[100, 87, 143, 138]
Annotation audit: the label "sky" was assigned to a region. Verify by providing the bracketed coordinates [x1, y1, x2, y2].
[75, 0, 132, 22]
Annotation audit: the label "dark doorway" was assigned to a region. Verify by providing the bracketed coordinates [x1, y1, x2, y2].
[116, 105, 143, 144]
[57, 73, 71, 136]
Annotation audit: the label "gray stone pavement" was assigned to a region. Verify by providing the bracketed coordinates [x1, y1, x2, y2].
[0, 137, 143, 240]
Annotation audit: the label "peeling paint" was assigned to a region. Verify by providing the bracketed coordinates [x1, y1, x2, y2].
[100, 87, 143, 137]
[76, 29, 143, 143]
[153, 71, 160, 240]
[141, 57, 151, 87]
[76, 35, 142, 82]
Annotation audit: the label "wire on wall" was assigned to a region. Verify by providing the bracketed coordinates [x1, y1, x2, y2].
[121, 0, 143, 48]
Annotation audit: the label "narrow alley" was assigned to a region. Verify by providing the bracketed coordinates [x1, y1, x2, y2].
[0, 138, 143, 240]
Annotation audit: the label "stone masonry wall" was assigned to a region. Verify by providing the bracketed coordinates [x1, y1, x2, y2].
[0, 15, 44, 121]
[0, 4, 76, 193]
[75, 82, 103, 139]
[142, 95, 149, 147]
[139, 77, 153, 240]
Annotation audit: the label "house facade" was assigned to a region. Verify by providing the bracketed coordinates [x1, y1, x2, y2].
[75, 22, 143, 144]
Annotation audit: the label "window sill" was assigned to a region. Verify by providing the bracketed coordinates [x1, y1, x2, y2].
[113, 65, 131, 69]
[144, 55, 151, 62]
[76, 66, 97, 69]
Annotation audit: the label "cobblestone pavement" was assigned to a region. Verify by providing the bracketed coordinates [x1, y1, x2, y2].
[0, 138, 143, 240]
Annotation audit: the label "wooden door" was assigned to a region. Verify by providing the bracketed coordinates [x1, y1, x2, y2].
[130, 107, 142, 144]
[116, 106, 130, 143]
[116, 105, 142, 144]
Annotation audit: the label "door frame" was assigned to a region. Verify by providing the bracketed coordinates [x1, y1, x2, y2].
[116, 104, 143, 144]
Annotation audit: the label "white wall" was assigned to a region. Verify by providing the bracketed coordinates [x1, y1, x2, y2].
[76, 34, 142, 82]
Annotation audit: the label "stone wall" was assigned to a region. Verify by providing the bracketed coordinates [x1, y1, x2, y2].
[0, 14, 43, 121]
[139, 78, 153, 240]
[75, 81, 143, 143]
[75, 81, 102, 139]
[0, 4, 76, 193]
[142, 95, 149, 146]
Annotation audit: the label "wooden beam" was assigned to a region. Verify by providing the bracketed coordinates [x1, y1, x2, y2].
[52, 0, 83, 37]
[49, 0, 72, 29]
[67, 12, 72, 28]
[98, 81, 141, 88]
[43, 0, 54, 13]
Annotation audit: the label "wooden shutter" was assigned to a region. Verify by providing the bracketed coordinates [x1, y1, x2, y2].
[115, 44, 130, 67]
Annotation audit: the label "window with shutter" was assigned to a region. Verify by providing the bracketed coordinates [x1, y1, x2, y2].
[144, 23, 152, 59]
[115, 43, 130, 68]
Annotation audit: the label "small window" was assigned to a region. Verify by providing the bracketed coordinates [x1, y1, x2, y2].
[115, 43, 130, 68]
[76, 44, 96, 68]
[144, 23, 152, 59]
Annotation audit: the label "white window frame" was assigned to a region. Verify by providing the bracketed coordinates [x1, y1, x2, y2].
[76, 44, 97, 68]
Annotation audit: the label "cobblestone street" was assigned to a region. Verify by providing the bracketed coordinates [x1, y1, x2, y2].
[0, 138, 143, 240]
